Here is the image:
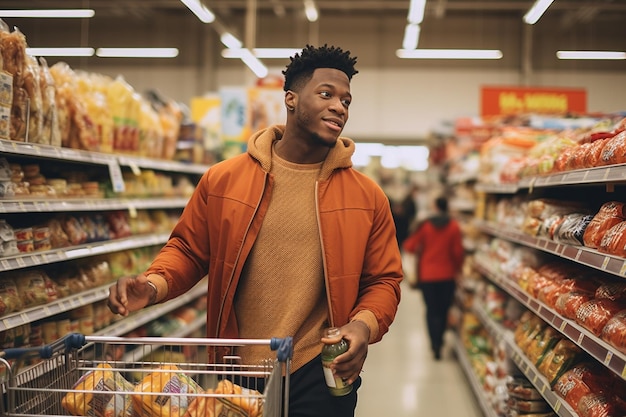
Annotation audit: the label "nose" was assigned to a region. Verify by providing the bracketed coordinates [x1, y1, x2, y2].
[329, 98, 347, 115]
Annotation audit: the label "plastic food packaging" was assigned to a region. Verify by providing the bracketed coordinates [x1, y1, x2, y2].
[600, 310, 626, 354]
[597, 131, 626, 166]
[582, 201, 626, 249]
[555, 291, 594, 319]
[536, 339, 582, 384]
[575, 299, 625, 336]
[62, 363, 136, 417]
[132, 364, 203, 417]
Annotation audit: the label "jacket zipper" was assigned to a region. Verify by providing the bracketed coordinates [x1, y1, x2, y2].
[214, 171, 269, 337]
[316, 180, 334, 327]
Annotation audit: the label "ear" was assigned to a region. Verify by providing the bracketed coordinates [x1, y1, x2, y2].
[285, 90, 296, 110]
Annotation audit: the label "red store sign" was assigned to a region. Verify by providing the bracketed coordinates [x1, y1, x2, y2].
[481, 86, 587, 117]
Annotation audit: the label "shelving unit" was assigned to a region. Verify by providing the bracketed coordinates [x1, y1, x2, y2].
[474, 258, 626, 381]
[472, 305, 579, 417]
[452, 333, 500, 417]
[454, 156, 626, 416]
[0, 141, 208, 346]
[477, 221, 626, 278]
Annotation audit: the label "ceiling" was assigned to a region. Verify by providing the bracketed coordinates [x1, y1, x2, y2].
[3, 0, 626, 23]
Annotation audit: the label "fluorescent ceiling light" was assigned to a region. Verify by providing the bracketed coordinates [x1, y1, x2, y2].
[407, 0, 426, 24]
[180, 0, 215, 23]
[304, 0, 319, 22]
[557, 50, 626, 60]
[396, 49, 503, 59]
[26, 47, 95, 57]
[523, 0, 555, 24]
[402, 24, 421, 50]
[96, 48, 179, 58]
[240, 49, 269, 78]
[220, 33, 243, 49]
[222, 48, 300, 59]
[0, 9, 95, 18]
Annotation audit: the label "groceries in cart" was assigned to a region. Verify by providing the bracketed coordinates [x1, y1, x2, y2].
[1, 334, 292, 417]
[61, 363, 263, 417]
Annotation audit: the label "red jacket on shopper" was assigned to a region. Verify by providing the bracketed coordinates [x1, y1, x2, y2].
[145, 125, 403, 344]
[402, 215, 464, 282]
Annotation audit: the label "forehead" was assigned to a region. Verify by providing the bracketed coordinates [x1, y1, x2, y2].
[306, 68, 351, 92]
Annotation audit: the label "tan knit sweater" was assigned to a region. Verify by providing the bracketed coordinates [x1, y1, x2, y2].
[234, 148, 328, 371]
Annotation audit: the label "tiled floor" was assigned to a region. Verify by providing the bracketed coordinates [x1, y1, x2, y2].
[355, 281, 483, 416]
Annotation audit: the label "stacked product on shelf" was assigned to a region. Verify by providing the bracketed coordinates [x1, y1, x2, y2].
[446, 111, 626, 417]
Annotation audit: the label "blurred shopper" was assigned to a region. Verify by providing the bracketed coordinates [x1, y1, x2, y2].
[402, 195, 464, 360]
[108, 45, 403, 417]
[391, 184, 418, 248]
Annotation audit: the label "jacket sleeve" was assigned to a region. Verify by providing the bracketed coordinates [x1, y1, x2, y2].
[145, 170, 211, 300]
[352, 186, 403, 344]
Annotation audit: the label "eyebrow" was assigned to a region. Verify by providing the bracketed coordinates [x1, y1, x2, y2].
[319, 83, 352, 99]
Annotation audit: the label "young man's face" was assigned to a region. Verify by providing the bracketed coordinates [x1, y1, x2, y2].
[292, 68, 352, 147]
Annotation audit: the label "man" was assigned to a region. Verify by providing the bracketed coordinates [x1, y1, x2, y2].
[107, 44, 403, 417]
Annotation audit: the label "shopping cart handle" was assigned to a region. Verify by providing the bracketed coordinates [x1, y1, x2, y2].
[0, 333, 87, 360]
[270, 336, 293, 362]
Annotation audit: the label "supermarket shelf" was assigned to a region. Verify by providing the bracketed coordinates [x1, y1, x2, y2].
[477, 221, 626, 279]
[94, 279, 207, 338]
[475, 163, 626, 194]
[0, 233, 170, 272]
[0, 138, 208, 175]
[0, 284, 111, 332]
[0, 197, 189, 213]
[448, 172, 478, 185]
[451, 333, 500, 417]
[472, 305, 579, 417]
[121, 314, 207, 362]
[474, 258, 626, 381]
[475, 183, 520, 194]
[450, 199, 476, 212]
[117, 155, 207, 175]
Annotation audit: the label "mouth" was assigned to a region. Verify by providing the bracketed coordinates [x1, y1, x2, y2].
[323, 118, 344, 132]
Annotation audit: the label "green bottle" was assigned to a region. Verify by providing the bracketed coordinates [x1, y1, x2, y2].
[321, 327, 352, 396]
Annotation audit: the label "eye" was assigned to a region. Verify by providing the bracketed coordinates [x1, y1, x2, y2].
[342, 98, 351, 107]
[320, 91, 331, 98]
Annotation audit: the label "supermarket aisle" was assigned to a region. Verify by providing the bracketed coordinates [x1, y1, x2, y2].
[355, 281, 482, 417]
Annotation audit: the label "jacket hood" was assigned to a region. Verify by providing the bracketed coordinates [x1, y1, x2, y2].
[247, 124, 354, 181]
[429, 214, 451, 228]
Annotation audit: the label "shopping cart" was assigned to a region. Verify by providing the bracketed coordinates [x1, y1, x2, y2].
[0, 333, 293, 417]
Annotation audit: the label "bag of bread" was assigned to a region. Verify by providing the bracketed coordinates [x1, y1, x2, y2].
[132, 365, 203, 417]
[62, 363, 137, 417]
[183, 391, 247, 417]
[214, 380, 263, 417]
[582, 201, 626, 249]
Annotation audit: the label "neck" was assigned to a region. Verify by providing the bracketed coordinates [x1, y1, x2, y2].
[274, 132, 331, 164]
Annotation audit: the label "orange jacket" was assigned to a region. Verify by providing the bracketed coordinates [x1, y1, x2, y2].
[146, 125, 403, 344]
[403, 216, 464, 282]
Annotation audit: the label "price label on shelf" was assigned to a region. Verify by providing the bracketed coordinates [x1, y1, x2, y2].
[554, 401, 561, 412]
[108, 160, 126, 193]
[15, 257, 26, 268]
[620, 261, 626, 277]
[540, 384, 546, 395]
[601, 256, 610, 270]
[1, 259, 10, 270]
[578, 332, 585, 344]
[128, 161, 141, 176]
[622, 364, 626, 379]
[604, 351, 613, 365]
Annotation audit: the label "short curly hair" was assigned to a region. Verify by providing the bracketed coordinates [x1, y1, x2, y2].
[282, 44, 358, 92]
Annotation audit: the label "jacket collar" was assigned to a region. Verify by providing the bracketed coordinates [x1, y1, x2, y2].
[247, 124, 355, 181]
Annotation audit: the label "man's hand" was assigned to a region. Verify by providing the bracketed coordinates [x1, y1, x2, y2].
[321, 320, 370, 385]
[107, 274, 157, 316]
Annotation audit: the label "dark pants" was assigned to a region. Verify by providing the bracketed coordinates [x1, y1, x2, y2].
[420, 280, 456, 353]
[249, 354, 361, 417]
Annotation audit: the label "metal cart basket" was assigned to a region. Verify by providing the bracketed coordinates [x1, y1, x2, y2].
[0, 333, 293, 417]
